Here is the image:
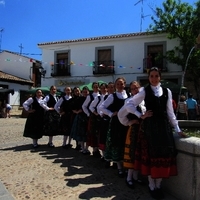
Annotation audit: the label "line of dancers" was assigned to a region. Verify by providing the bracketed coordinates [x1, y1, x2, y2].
[23, 67, 186, 199]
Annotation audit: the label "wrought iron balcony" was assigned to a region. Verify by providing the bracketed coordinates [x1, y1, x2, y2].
[51, 64, 71, 77]
[143, 57, 167, 73]
[93, 60, 115, 75]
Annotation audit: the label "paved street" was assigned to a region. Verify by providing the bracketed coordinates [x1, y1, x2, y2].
[0, 118, 178, 200]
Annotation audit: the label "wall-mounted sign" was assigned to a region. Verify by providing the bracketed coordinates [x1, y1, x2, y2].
[55, 79, 85, 87]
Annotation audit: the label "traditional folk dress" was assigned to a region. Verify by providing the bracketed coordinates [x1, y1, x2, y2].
[23, 96, 44, 139]
[118, 99, 146, 169]
[54, 95, 73, 136]
[70, 95, 88, 142]
[100, 91, 130, 162]
[96, 94, 109, 151]
[126, 84, 181, 179]
[40, 94, 60, 136]
[82, 92, 99, 147]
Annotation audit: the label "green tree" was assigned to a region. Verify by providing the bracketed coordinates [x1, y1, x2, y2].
[149, 0, 200, 98]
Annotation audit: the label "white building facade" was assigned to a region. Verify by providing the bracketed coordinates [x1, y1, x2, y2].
[38, 32, 183, 91]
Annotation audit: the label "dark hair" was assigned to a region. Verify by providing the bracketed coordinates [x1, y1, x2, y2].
[108, 82, 114, 85]
[50, 85, 56, 90]
[92, 82, 98, 88]
[99, 83, 108, 88]
[148, 67, 161, 77]
[82, 86, 89, 91]
[188, 93, 193, 98]
[115, 77, 126, 85]
[73, 87, 80, 91]
[129, 81, 140, 88]
[72, 87, 80, 97]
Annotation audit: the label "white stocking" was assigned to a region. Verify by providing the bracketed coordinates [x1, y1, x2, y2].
[132, 170, 139, 180]
[127, 169, 133, 181]
[148, 175, 156, 190]
[155, 178, 162, 189]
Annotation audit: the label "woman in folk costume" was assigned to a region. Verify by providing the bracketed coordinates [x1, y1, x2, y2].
[96, 82, 115, 162]
[23, 89, 45, 148]
[54, 86, 73, 148]
[125, 67, 186, 199]
[89, 83, 108, 158]
[118, 81, 152, 189]
[82, 82, 100, 155]
[99, 77, 130, 177]
[70, 86, 90, 152]
[40, 85, 60, 148]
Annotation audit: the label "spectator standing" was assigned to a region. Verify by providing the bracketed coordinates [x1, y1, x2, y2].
[177, 95, 188, 120]
[186, 94, 199, 120]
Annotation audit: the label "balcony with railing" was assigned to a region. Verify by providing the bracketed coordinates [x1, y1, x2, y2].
[93, 60, 115, 75]
[51, 63, 71, 77]
[143, 57, 167, 73]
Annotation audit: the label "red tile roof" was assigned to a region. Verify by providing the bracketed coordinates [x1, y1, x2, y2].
[0, 70, 33, 85]
[37, 31, 155, 46]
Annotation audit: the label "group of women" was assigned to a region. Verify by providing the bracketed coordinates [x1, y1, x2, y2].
[23, 67, 186, 200]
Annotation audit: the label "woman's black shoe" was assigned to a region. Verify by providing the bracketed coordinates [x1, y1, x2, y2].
[112, 162, 117, 169]
[105, 161, 111, 168]
[75, 145, 81, 151]
[149, 187, 158, 199]
[134, 179, 145, 185]
[118, 169, 125, 178]
[126, 179, 134, 189]
[156, 188, 165, 199]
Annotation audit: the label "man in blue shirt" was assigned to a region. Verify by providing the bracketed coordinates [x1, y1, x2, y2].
[186, 94, 199, 120]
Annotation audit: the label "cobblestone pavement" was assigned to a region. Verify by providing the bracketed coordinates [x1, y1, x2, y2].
[0, 118, 178, 200]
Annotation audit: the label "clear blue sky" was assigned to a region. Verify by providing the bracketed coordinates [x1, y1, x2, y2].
[0, 0, 196, 61]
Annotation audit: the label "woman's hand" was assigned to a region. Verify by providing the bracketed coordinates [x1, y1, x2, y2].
[130, 119, 139, 125]
[28, 109, 35, 113]
[141, 110, 153, 119]
[178, 131, 187, 138]
[112, 111, 118, 117]
[60, 111, 65, 116]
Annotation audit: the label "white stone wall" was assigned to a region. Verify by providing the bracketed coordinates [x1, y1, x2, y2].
[163, 134, 200, 200]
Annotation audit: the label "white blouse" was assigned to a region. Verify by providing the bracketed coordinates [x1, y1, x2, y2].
[125, 83, 181, 132]
[23, 97, 43, 111]
[40, 94, 58, 111]
[54, 95, 72, 113]
[118, 98, 146, 126]
[82, 92, 99, 117]
[99, 90, 128, 118]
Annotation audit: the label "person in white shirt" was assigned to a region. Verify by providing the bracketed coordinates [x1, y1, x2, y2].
[89, 83, 108, 159]
[40, 86, 60, 148]
[54, 87, 73, 148]
[99, 77, 130, 178]
[125, 67, 186, 199]
[23, 89, 44, 148]
[81, 82, 100, 155]
[118, 81, 152, 189]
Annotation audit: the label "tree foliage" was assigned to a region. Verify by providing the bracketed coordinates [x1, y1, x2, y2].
[149, 0, 200, 97]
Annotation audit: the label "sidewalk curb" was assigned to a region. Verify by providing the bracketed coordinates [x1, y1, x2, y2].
[0, 181, 15, 200]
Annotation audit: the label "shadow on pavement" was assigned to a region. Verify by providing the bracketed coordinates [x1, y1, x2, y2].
[1, 144, 151, 200]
